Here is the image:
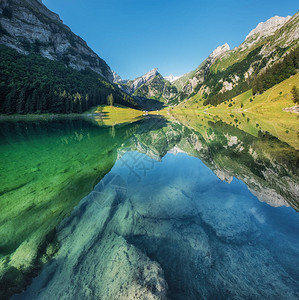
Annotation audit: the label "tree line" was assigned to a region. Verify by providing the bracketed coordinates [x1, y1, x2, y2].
[252, 47, 299, 95]
[0, 45, 138, 114]
[202, 46, 299, 106]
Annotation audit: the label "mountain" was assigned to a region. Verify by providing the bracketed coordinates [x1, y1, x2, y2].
[1, 1, 298, 113]
[0, 0, 139, 114]
[173, 43, 230, 99]
[210, 15, 297, 73]
[164, 74, 182, 83]
[112, 71, 129, 84]
[0, 0, 113, 82]
[245, 15, 291, 42]
[114, 68, 178, 103]
[173, 13, 299, 105]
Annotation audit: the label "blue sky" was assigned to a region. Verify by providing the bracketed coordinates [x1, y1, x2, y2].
[43, 0, 298, 79]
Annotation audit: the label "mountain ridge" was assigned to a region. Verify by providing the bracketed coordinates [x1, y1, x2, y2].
[245, 15, 291, 41]
[172, 12, 299, 106]
[113, 68, 179, 104]
[0, 0, 139, 114]
[164, 74, 183, 83]
[0, 0, 113, 82]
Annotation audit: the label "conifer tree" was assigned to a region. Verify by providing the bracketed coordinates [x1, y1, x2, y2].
[107, 93, 114, 106]
[291, 86, 299, 104]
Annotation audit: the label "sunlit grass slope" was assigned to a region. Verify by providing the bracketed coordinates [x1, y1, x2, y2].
[207, 73, 299, 149]
[94, 105, 145, 126]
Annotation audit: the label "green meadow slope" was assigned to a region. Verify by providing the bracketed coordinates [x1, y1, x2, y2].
[208, 73, 299, 148]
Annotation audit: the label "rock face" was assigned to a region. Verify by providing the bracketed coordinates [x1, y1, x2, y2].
[164, 74, 182, 83]
[240, 14, 295, 54]
[14, 176, 168, 300]
[208, 43, 230, 61]
[245, 15, 291, 41]
[0, 0, 113, 82]
[259, 12, 299, 55]
[131, 68, 160, 92]
[113, 71, 129, 84]
[114, 68, 179, 103]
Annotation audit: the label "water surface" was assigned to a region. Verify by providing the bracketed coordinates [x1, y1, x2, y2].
[0, 116, 298, 299]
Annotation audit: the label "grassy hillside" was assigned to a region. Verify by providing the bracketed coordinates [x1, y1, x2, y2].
[210, 42, 265, 74]
[210, 72, 299, 114]
[94, 105, 145, 126]
[208, 73, 299, 149]
[174, 93, 207, 111]
[174, 12, 299, 107]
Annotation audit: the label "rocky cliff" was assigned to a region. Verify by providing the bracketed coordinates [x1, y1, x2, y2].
[245, 15, 291, 42]
[0, 0, 113, 82]
[163, 74, 182, 83]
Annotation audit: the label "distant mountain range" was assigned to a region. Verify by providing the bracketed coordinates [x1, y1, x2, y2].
[0, 0, 298, 113]
[113, 13, 299, 106]
[164, 74, 182, 83]
[112, 68, 178, 104]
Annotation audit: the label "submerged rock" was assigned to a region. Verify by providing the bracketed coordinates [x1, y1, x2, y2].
[14, 153, 299, 300]
[13, 175, 168, 300]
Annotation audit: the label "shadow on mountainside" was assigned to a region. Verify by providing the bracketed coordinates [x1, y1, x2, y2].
[134, 97, 167, 111]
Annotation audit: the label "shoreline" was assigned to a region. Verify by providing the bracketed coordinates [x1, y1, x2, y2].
[0, 112, 105, 122]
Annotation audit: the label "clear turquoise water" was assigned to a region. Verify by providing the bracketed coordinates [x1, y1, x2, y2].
[1, 117, 299, 299]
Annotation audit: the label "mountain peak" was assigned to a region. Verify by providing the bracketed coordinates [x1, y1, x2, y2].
[112, 71, 129, 84]
[145, 68, 159, 77]
[164, 74, 182, 83]
[112, 71, 122, 83]
[136, 68, 159, 83]
[209, 43, 230, 60]
[245, 15, 291, 40]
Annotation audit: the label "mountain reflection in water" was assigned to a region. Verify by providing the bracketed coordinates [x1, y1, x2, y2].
[1, 115, 298, 299]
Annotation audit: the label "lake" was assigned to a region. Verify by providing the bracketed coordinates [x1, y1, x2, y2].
[0, 115, 299, 299]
